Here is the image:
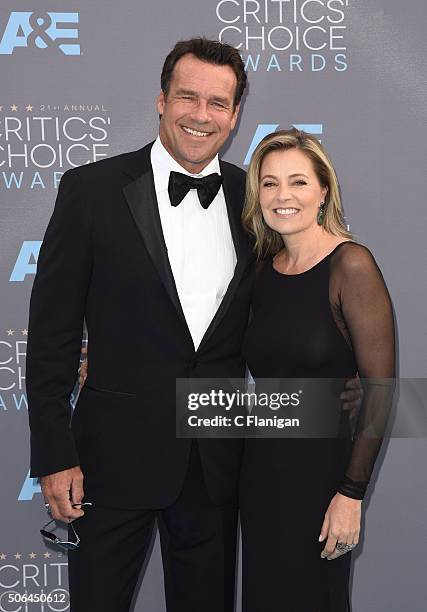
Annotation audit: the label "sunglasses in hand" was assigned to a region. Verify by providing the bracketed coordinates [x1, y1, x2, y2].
[40, 502, 93, 551]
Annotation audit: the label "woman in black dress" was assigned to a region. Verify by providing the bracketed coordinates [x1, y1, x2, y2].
[240, 128, 395, 611]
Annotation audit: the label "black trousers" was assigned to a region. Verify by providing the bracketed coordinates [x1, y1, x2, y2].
[67, 442, 238, 612]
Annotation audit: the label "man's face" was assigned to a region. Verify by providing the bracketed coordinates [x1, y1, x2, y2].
[157, 53, 240, 174]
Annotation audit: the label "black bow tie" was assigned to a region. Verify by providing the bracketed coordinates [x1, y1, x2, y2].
[168, 171, 223, 209]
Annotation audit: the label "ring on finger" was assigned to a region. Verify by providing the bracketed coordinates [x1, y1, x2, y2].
[335, 542, 356, 554]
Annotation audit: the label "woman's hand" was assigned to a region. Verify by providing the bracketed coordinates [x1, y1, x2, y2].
[319, 492, 361, 560]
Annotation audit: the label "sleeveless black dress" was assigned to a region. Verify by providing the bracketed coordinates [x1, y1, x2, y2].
[240, 242, 395, 612]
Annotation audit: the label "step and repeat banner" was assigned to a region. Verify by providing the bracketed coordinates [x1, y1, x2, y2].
[1, 1, 426, 611]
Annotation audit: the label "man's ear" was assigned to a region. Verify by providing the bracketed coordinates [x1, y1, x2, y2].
[230, 102, 240, 131]
[157, 91, 165, 117]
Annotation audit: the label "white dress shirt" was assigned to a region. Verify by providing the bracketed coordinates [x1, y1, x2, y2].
[151, 137, 237, 350]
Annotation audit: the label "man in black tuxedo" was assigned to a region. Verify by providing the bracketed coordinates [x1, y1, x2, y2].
[26, 38, 252, 612]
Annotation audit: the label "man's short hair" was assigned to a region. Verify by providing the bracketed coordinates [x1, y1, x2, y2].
[161, 37, 247, 109]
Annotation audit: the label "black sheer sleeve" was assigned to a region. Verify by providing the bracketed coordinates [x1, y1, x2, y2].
[330, 243, 396, 500]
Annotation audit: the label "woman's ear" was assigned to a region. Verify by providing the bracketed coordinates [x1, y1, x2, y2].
[322, 185, 328, 201]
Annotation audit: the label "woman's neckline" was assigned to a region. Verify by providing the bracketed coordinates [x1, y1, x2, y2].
[271, 240, 354, 277]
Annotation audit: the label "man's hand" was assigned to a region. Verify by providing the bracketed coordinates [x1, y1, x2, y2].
[41, 466, 86, 523]
[78, 346, 88, 388]
[340, 375, 363, 418]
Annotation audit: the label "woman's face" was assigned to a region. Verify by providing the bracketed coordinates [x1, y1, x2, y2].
[259, 148, 327, 237]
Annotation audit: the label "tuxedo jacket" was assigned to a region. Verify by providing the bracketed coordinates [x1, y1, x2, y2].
[26, 141, 254, 509]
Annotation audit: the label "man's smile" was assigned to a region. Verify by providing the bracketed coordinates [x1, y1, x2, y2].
[181, 125, 213, 137]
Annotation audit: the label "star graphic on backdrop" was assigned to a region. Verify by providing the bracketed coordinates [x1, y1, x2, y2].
[0, 553, 6, 560]
[11, 104, 18, 112]
[29, 552, 37, 559]
[44, 552, 51, 558]
[7, 329, 14, 336]
[26, 104, 33, 112]
[22, 329, 28, 336]
[14, 553, 21, 559]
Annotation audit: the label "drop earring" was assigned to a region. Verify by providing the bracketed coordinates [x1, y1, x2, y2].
[317, 201, 325, 225]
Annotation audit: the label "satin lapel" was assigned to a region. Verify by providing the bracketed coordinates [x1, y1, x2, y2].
[122, 147, 187, 327]
[197, 161, 251, 351]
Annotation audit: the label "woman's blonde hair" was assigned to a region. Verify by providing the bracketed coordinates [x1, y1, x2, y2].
[242, 127, 352, 259]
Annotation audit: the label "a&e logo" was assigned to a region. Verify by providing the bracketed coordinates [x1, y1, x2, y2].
[9, 241, 42, 282]
[0, 12, 80, 55]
